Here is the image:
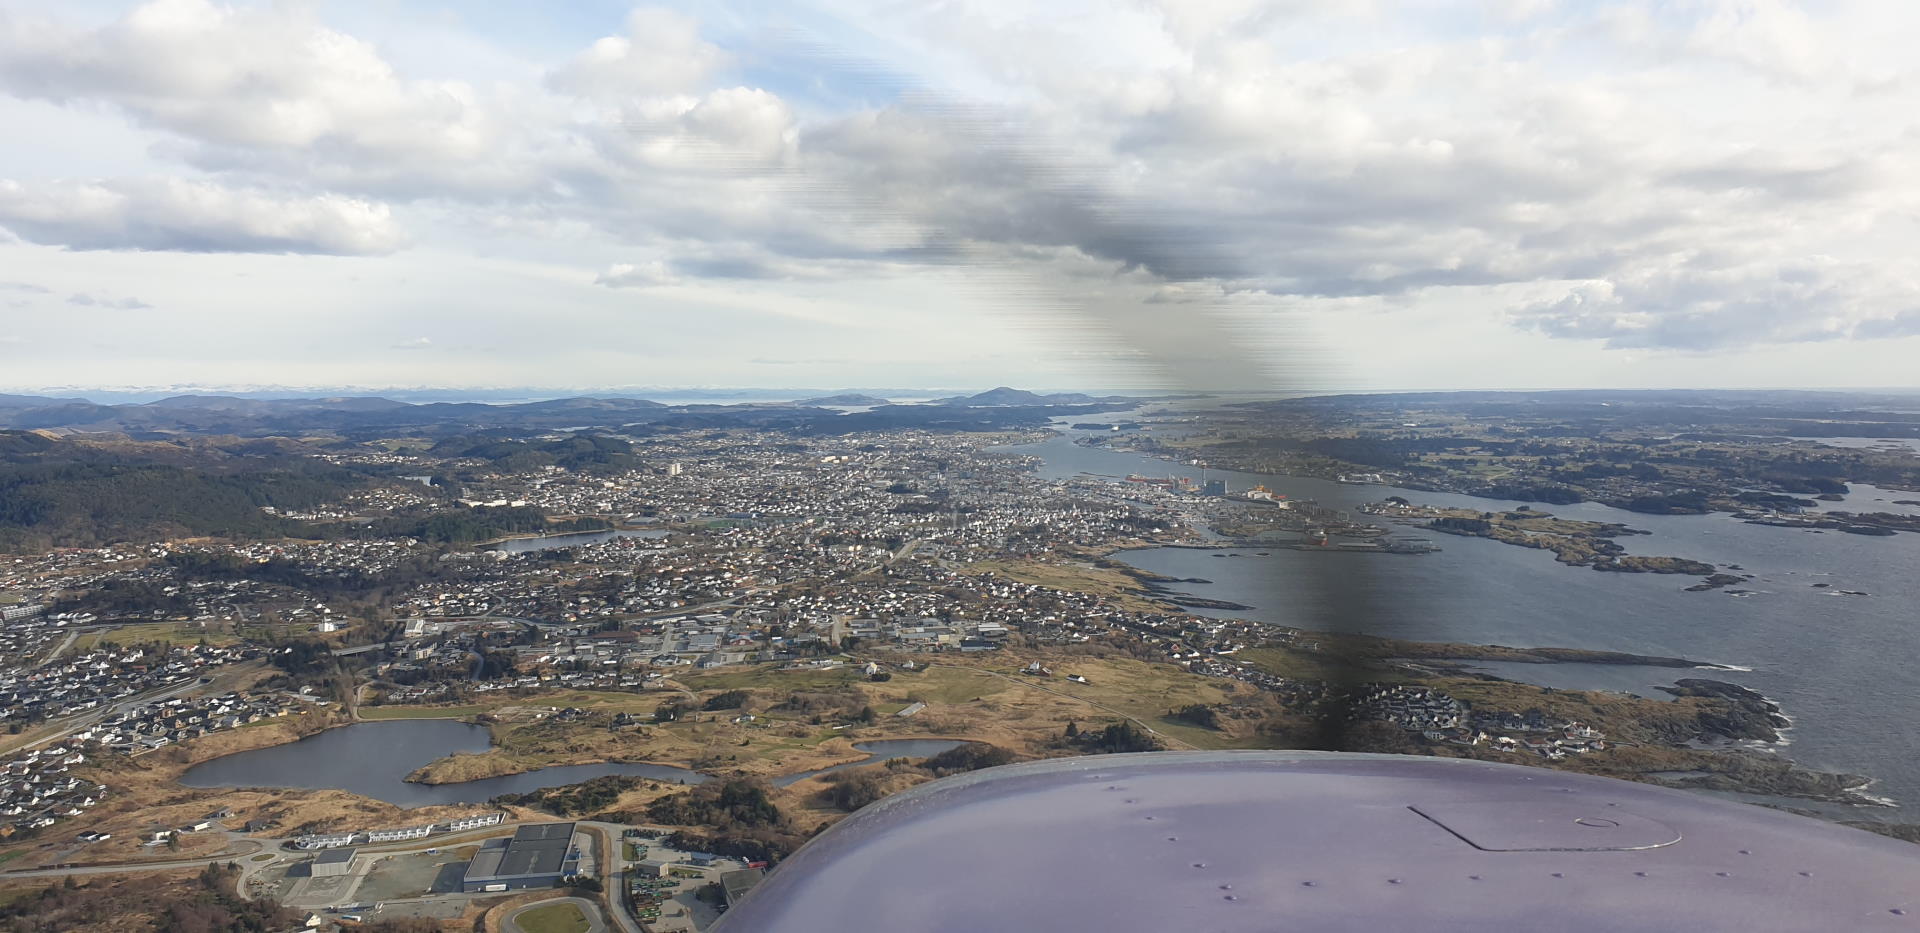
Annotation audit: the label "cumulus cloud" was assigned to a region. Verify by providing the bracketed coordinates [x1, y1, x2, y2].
[1515, 255, 1920, 350]
[0, 0, 498, 163]
[390, 337, 433, 351]
[0, 177, 402, 254]
[6, 0, 1920, 363]
[738, 0, 1920, 352]
[546, 8, 727, 100]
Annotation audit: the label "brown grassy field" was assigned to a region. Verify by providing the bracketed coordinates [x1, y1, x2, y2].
[957, 559, 1180, 613]
[397, 650, 1291, 786]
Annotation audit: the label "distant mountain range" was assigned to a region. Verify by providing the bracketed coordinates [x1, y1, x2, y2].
[0, 389, 1154, 437]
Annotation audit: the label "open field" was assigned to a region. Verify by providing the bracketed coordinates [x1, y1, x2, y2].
[516, 901, 591, 933]
[959, 559, 1178, 613]
[71, 621, 242, 653]
[403, 651, 1295, 790]
[676, 666, 866, 692]
[363, 687, 693, 723]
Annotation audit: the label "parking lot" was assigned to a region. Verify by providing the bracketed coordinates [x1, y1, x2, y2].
[353, 848, 472, 902]
[283, 866, 365, 910]
[620, 833, 733, 932]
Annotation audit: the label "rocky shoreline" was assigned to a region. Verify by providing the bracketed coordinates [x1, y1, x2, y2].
[1657, 679, 1793, 743]
[1641, 750, 1885, 808]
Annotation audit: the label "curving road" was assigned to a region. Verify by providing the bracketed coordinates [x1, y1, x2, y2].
[504, 896, 608, 933]
[577, 821, 643, 933]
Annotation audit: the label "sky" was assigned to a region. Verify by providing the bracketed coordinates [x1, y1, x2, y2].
[2, 0, 1920, 395]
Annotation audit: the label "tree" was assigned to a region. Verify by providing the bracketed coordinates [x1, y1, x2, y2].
[702, 690, 750, 711]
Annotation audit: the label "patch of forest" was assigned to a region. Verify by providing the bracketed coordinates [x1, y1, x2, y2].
[0, 864, 298, 933]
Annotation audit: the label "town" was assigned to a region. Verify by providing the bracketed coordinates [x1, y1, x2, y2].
[0, 410, 1884, 932]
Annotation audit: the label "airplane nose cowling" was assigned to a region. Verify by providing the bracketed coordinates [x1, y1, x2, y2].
[710, 750, 1920, 933]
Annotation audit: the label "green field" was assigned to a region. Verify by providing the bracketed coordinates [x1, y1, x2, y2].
[515, 901, 590, 933]
[73, 622, 241, 653]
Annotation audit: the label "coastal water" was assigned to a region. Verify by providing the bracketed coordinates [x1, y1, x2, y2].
[488, 528, 669, 553]
[1796, 436, 1920, 455]
[1000, 421, 1920, 818]
[177, 721, 964, 807]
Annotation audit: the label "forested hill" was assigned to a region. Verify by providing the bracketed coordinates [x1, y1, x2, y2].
[0, 432, 365, 551]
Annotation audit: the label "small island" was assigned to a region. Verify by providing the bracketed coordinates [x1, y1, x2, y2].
[1365, 500, 1727, 579]
[793, 393, 893, 406]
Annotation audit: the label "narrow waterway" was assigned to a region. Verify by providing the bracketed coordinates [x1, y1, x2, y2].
[177, 721, 964, 807]
[179, 721, 707, 807]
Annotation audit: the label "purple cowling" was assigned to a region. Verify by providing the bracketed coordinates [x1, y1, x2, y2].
[712, 751, 1920, 932]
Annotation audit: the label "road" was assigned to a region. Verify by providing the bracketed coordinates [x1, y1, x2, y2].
[43, 628, 78, 662]
[504, 896, 609, 933]
[330, 641, 389, 656]
[0, 843, 262, 879]
[886, 537, 924, 567]
[0, 675, 203, 756]
[578, 821, 643, 933]
[3, 821, 522, 884]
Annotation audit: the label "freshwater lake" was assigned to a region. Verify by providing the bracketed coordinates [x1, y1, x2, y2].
[998, 416, 1920, 817]
[177, 720, 962, 807]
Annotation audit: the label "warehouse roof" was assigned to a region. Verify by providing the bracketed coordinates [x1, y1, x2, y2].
[462, 823, 577, 885]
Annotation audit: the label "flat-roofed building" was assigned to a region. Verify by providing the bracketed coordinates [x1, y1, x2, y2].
[442, 812, 503, 832]
[460, 822, 579, 892]
[366, 825, 431, 843]
[310, 847, 357, 878]
[720, 868, 765, 907]
[294, 831, 357, 850]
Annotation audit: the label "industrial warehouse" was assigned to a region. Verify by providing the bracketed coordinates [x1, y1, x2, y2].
[308, 847, 357, 878]
[460, 822, 581, 892]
